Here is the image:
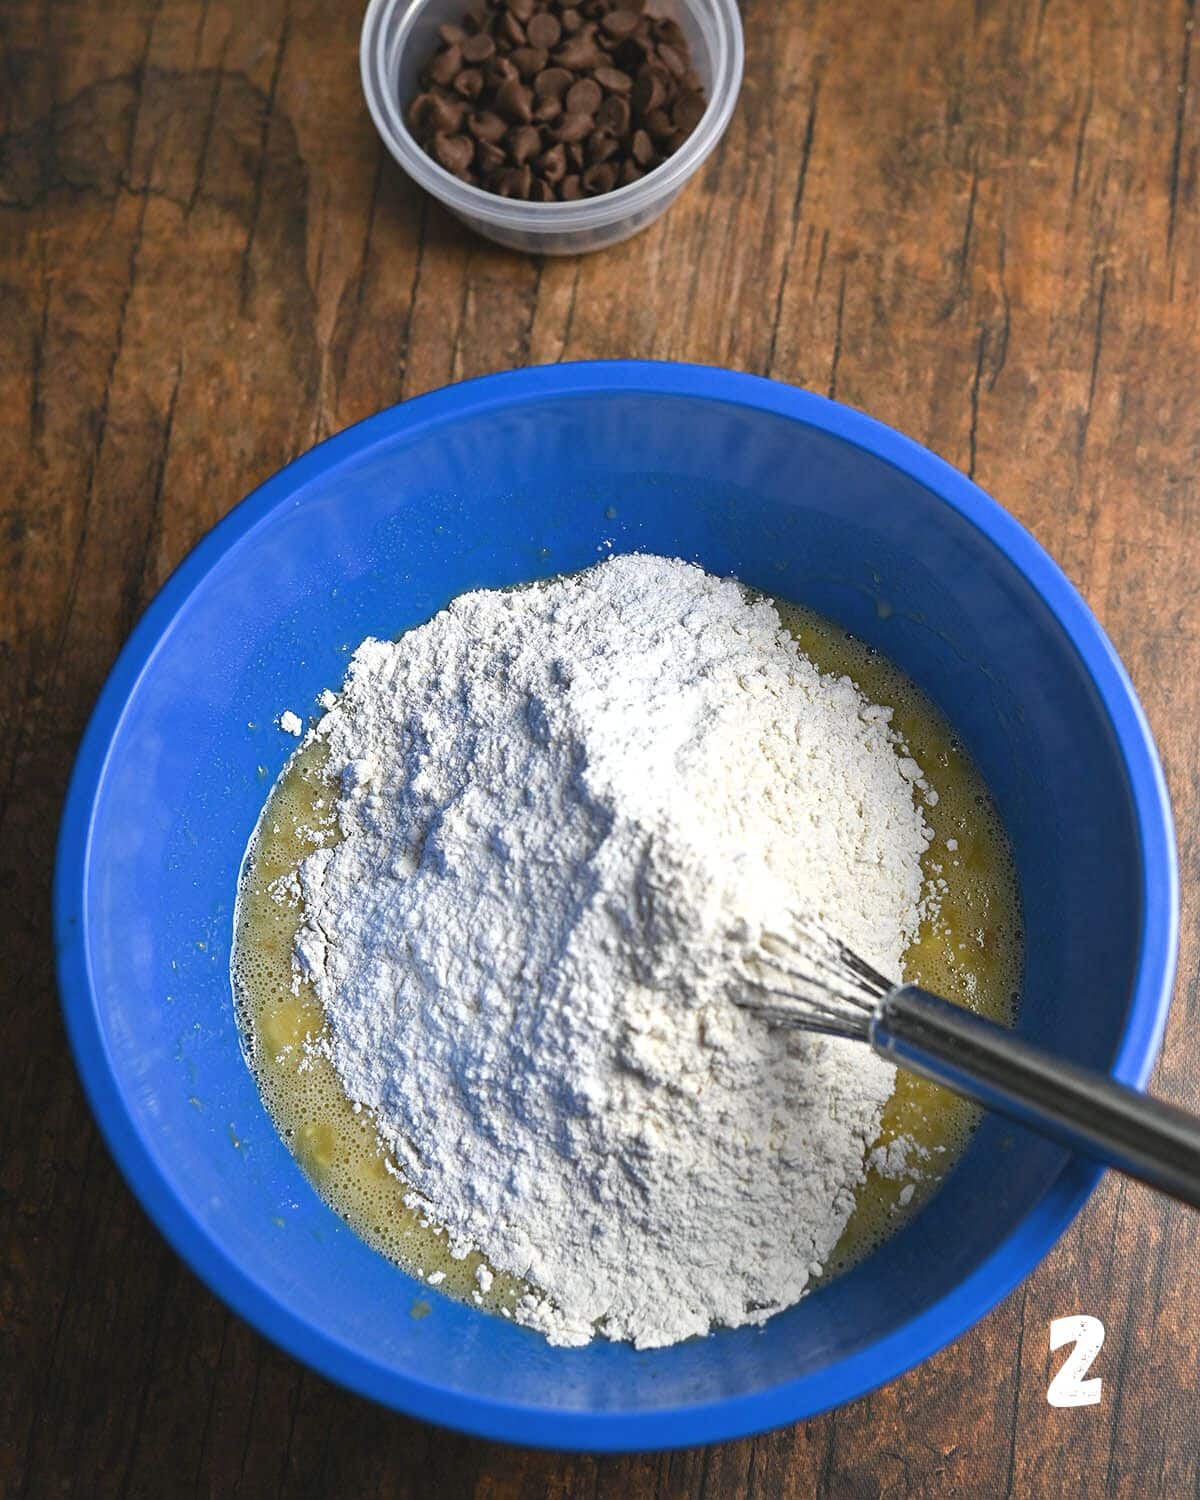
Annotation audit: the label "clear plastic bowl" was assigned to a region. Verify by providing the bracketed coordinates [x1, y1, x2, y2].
[360, 0, 744, 255]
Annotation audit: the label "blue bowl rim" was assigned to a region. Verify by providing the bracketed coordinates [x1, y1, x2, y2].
[54, 360, 1179, 1451]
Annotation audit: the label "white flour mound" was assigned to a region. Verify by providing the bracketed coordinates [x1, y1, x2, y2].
[293, 555, 931, 1349]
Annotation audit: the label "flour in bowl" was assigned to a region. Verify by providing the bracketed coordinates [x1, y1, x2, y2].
[290, 554, 933, 1348]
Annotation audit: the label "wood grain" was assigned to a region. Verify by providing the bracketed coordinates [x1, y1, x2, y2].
[2, 0, 1198, 1493]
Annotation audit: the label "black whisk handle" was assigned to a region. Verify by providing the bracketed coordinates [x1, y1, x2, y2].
[872, 987, 1200, 1211]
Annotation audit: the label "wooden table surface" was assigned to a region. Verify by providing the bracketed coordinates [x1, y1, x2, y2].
[3, 0, 1199, 1493]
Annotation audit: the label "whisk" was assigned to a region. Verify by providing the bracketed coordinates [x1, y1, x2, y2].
[737, 918, 1200, 1209]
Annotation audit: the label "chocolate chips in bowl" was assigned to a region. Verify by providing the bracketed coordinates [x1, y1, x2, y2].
[406, 1, 710, 202]
[361, 0, 743, 251]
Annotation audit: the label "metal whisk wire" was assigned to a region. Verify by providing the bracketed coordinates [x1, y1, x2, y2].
[736, 915, 894, 1041]
[733, 916, 1200, 1212]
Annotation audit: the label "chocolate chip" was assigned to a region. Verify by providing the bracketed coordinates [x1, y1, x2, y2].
[407, 91, 435, 130]
[468, 109, 508, 142]
[462, 32, 495, 63]
[637, 57, 671, 84]
[657, 42, 686, 78]
[556, 110, 594, 143]
[582, 161, 618, 193]
[538, 142, 568, 182]
[534, 65, 573, 98]
[453, 68, 485, 100]
[432, 132, 475, 174]
[565, 77, 602, 114]
[526, 12, 562, 50]
[597, 94, 631, 135]
[508, 123, 542, 164]
[425, 92, 466, 132]
[620, 158, 644, 185]
[534, 93, 563, 122]
[438, 22, 468, 47]
[496, 162, 533, 197]
[673, 92, 705, 133]
[499, 10, 526, 46]
[632, 70, 666, 115]
[506, 0, 535, 19]
[587, 128, 620, 164]
[601, 9, 643, 39]
[529, 177, 556, 201]
[555, 34, 603, 69]
[631, 127, 655, 164]
[475, 139, 507, 174]
[566, 141, 586, 169]
[644, 106, 674, 141]
[495, 77, 534, 122]
[613, 35, 651, 70]
[561, 174, 584, 199]
[487, 55, 520, 86]
[594, 65, 633, 94]
[428, 46, 462, 86]
[510, 45, 548, 78]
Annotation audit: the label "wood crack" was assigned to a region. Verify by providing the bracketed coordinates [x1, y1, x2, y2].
[816, 1411, 839, 1498]
[0, 171, 151, 845]
[332, 147, 385, 397]
[16, 1132, 102, 1499]
[398, 193, 430, 397]
[190, 1310, 231, 1497]
[114, 1257, 179, 1498]
[187, 42, 229, 215]
[560, 256, 583, 360]
[939, 149, 981, 320]
[29, 235, 50, 451]
[516, 257, 544, 368]
[1101, 1179, 1136, 1497]
[1071, 82, 1093, 201]
[766, 82, 819, 377]
[827, 267, 846, 400]
[1166, 0, 1195, 278]
[1078, 265, 1108, 460]
[969, 321, 988, 478]
[1001, 1282, 1030, 1496]
[233, 1349, 266, 1494]
[127, 354, 183, 631]
[277, 1368, 306, 1495]
[239, 6, 292, 316]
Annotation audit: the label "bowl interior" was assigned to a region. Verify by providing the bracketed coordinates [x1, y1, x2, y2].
[60, 371, 1167, 1447]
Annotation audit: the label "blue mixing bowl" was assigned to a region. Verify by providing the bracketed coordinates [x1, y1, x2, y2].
[56, 362, 1177, 1450]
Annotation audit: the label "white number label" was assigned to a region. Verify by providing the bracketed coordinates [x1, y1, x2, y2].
[1047, 1315, 1104, 1407]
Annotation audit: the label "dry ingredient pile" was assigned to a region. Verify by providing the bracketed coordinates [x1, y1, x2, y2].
[265, 554, 939, 1349]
